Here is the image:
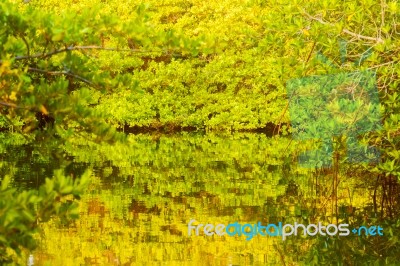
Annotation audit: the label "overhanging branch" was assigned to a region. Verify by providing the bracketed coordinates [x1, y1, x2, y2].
[0, 46, 165, 64]
[27, 67, 98, 88]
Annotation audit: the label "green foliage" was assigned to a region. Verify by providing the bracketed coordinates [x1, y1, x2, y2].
[0, 0, 208, 262]
[1, 0, 400, 264]
[0, 0, 207, 140]
[0, 170, 90, 264]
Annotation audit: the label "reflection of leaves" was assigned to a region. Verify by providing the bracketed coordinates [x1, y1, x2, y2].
[0, 170, 90, 263]
[28, 133, 301, 264]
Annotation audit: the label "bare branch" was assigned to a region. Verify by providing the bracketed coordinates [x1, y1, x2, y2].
[368, 60, 397, 69]
[20, 35, 30, 57]
[27, 67, 98, 88]
[302, 10, 384, 43]
[342, 29, 383, 43]
[0, 101, 30, 109]
[380, 0, 386, 39]
[7, 46, 163, 63]
[0, 101, 18, 108]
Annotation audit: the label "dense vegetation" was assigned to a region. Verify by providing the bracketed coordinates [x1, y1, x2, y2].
[1, 0, 399, 264]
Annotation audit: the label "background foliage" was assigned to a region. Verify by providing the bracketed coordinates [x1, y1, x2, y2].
[0, 0, 400, 264]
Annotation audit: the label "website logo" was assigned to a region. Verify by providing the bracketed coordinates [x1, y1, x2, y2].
[188, 219, 383, 241]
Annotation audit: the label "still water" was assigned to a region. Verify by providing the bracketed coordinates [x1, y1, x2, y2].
[7, 133, 370, 265]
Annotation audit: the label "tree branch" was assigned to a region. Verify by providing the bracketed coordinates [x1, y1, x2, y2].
[368, 60, 397, 69]
[4, 46, 163, 63]
[0, 101, 18, 108]
[302, 10, 384, 43]
[27, 67, 97, 88]
[0, 101, 32, 114]
[20, 34, 30, 58]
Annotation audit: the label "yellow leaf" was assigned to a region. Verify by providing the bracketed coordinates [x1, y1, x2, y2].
[40, 105, 49, 115]
[9, 91, 17, 101]
[302, 29, 310, 36]
[347, 14, 354, 21]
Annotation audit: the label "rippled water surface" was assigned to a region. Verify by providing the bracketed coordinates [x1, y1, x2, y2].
[7, 133, 373, 265]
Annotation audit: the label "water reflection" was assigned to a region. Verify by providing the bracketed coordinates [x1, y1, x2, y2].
[3, 133, 376, 265]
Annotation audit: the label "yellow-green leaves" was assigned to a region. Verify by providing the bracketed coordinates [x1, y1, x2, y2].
[0, 175, 11, 191]
[0, 170, 90, 263]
